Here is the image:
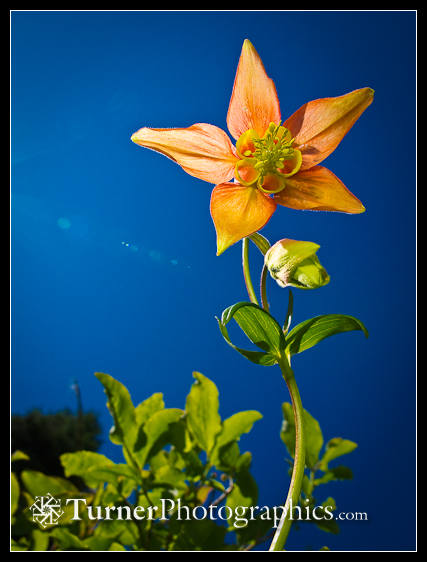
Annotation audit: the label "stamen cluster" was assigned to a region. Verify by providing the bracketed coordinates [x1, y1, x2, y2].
[252, 123, 295, 178]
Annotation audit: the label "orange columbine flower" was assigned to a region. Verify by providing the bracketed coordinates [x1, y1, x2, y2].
[131, 40, 373, 255]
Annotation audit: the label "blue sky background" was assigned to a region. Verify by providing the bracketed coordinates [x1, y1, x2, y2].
[11, 11, 416, 551]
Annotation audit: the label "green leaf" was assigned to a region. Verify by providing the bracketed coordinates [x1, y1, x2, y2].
[248, 232, 271, 255]
[281, 403, 324, 469]
[94, 372, 137, 450]
[153, 465, 187, 491]
[185, 372, 222, 455]
[61, 451, 139, 489]
[12, 450, 30, 462]
[226, 467, 258, 513]
[211, 410, 262, 468]
[216, 411, 263, 451]
[21, 470, 78, 497]
[31, 529, 50, 551]
[217, 302, 286, 366]
[319, 438, 358, 471]
[93, 518, 140, 547]
[51, 528, 87, 550]
[11, 472, 19, 516]
[135, 408, 183, 467]
[135, 393, 164, 426]
[285, 314, 368, 356]
[314, 497, 340, 535]
[215, 441, 241, 473]
[314, 465, 353, 486]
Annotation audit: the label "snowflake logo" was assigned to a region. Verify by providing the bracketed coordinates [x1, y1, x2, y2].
[29, 493, 64, 528]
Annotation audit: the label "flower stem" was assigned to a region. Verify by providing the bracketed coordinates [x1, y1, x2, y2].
[260, 264, 269, 312]
[269, 356, 306, 551]
[242, 237, 259, 305]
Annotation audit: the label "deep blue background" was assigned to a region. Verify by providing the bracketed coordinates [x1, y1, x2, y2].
[11, 11, 416, 551]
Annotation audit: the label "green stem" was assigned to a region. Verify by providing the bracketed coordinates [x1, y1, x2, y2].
[269, 357, 306, 551]
[242, 237, 259, 305]
[260, 264, 269, 312]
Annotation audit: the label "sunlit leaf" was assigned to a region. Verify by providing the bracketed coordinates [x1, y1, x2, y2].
[94, 372, 137, 449]
[314, 465, 353, 485]
[11, 472, 19, 516]
[281, 403, 324, 469]
[217, 302, 286, 365]
[319, 438, 358, 471]
[285, 314, 368, 356]
[215, 411, 262, 452]
[186, 372, 222, 455]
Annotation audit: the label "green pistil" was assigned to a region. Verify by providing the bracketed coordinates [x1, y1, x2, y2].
[252, 123, 295, 178]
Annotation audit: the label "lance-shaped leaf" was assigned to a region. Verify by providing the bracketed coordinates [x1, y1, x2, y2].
[61, 451, 140, 489]
[226, 462, 258, 517]
[135, 408, 184, 467]
[314, 465, 353, 485]
[21, 470, 78, 496]
[12, 450, 30, 462]
[281, 403, 324, 469]
[185, 372, 222, 455]
[217, 302, 286, 366]
[11, 473, 19, 516]
[285, 314, 368, 357]
[216, 411, 263, 450]
[319, 438, 358, 471]
[135, 393, 165, 427]
[94, 372, 137, 450]
[315, 497, 340, 535]
[248, 232, 271, 255]
[211, 410, 262, 466]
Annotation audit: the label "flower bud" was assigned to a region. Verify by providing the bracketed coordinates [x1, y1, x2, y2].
[264, 239, 330, 289]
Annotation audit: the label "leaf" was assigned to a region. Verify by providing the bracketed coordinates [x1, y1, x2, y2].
[31, 529, 50, 551]
[20, 470, 78, 497]
[93, 518, 140, 547]
[185, 372, 222, 455]
[215, 411, 263, 451]
[226, 467, 258, 513]
[51, 528, 87, 550]
[94, 372, 137, 450]
[285, 314, 368, 356]
[217, 302, 286, 366]
[319, 438, 358, 471]
[314, 465, 353, 486]
[248, 232, 271, 255]
[215, 441, 241, 472]
[135, 393, 164, 426]
[61, 451, 139, 489]
[211, 410, 262, 468]
[314, 497, 340, 535]
[11, 472, 19, 516]
[12, 450, 30, 462]
[153, 465, 187, 491]
[280, 403, 324, 469]
[135, 408, 184, 467]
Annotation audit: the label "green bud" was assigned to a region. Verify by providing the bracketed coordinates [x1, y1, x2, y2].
[264, 239, 330, 290]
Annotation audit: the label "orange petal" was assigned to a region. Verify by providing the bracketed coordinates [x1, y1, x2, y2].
[227, 39, 281, 141]
[131, 123, 238, 184]
[210, 182, 277, 255]
[273, 166, 365, 214]
[284, 88, 374, 170]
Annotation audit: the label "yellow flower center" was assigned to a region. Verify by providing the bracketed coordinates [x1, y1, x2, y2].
[235, 122, 302, 194]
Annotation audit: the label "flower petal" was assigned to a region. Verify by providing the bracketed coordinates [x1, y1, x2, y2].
[227, 39, 281, 140]
[210, 182, 277, 255]
[131, 123, 238, 184]
[284, 88, 374, 170]
[273, 166, 365, 214]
